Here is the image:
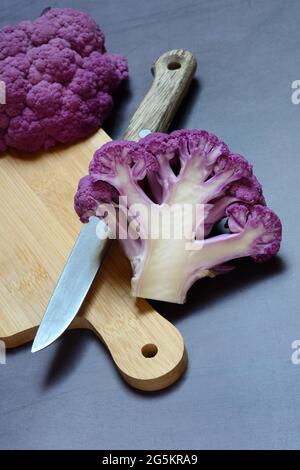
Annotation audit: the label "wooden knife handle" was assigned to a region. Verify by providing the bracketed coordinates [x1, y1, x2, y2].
[123, 49, 197, 140]
[83, 50, 196, 391]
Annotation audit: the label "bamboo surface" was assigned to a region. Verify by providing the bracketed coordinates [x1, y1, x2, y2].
[0, 50, 197, 391]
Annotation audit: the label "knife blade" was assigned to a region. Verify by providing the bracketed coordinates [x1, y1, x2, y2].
[32, 49, 197, 352]
[31, 218, 109, 352]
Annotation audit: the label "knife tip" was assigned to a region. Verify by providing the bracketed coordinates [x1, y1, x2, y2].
[31, 338, 51, 353]
[31, 342, 41, 353]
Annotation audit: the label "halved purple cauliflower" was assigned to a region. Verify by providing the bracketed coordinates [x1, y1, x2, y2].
[75, 130, 282, 304]
[0, 8, 128, 152]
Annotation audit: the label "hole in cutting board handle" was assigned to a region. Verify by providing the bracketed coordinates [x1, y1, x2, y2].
[141, 343, 158, 358]
[167, 61, 181, 70]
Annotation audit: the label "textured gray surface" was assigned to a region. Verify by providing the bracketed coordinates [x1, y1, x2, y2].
[0, 0, 298, 450]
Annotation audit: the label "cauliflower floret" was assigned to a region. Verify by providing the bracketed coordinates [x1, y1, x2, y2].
[75, 130, 282, 304]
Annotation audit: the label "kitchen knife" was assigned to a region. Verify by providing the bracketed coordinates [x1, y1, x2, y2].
[32, 49, 197, 353]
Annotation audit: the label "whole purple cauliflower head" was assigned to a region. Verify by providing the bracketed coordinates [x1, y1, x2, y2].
[0, 8, 128, 152]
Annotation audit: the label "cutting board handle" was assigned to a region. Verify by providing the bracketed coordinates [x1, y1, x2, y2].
[123, 49, 197, 140]
[86, 50, 196, 391]
[85, 296, 187, 392]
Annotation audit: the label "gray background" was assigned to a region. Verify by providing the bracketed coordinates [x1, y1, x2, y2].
[0, 0, 298, 450]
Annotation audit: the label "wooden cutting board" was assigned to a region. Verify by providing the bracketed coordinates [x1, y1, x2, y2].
[0, 50, 197, 391]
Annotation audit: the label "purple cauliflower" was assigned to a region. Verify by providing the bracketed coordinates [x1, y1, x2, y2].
[75, 130, 282, 304]
[0, 8, 128, 152]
